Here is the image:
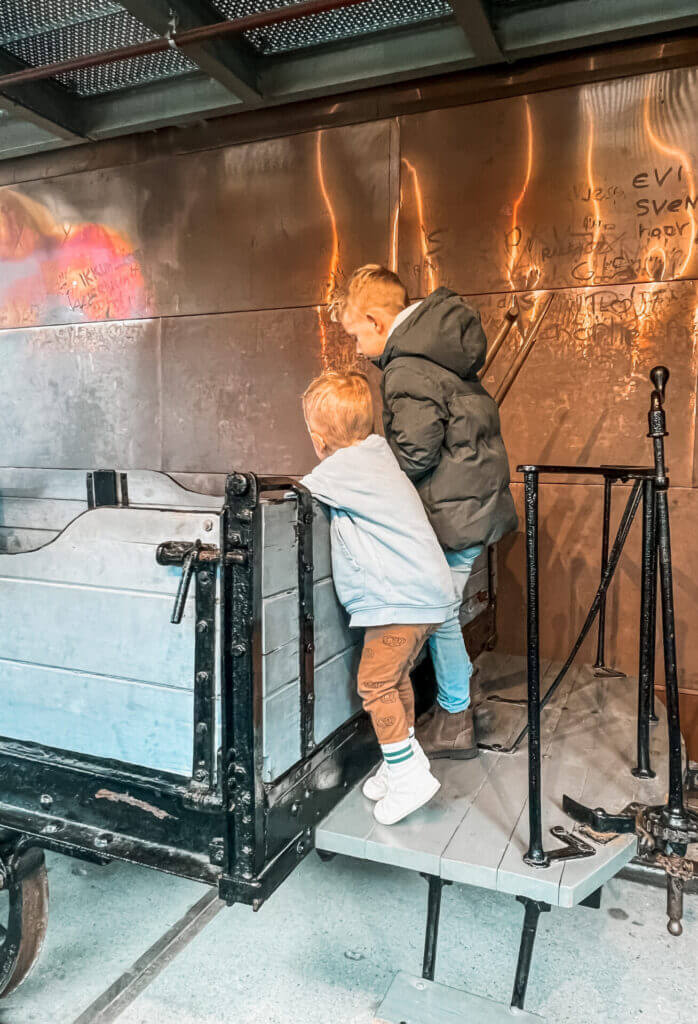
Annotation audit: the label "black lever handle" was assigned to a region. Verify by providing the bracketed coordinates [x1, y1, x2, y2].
[650, 365, 669, 403]
[170, 539, 201, 624]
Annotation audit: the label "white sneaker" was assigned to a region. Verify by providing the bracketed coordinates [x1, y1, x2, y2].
[362, 740, 430, 801]
[373, 759, 441, 825]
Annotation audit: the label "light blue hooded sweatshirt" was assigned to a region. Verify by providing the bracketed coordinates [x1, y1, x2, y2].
[300, 434, 458, 628]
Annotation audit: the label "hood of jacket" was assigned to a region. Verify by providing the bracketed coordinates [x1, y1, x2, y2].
[379, 287, 486, 380]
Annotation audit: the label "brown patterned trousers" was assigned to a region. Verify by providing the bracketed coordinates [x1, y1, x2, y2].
[357, 624, 434, 746]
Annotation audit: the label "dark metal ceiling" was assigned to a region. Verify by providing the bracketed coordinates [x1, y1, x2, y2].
[1, 0, 698, 161]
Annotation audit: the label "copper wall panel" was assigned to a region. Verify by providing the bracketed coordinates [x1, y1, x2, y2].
[497, 483, 698, 697]
[0, 120, 392, 328]
[397, 66, 698, 298]
[472, 280, 698, 488]
[162, 309, 322, 476]
[0, 320, 161, 468]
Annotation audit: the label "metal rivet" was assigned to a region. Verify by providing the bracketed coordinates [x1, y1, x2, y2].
[95, 833, 113, 848]
[229, 474, 248, 496]
[40, 793, 53, 809]
[291, 802, 300, 816]
[229, 532, 242, 546]
[194, 769, 207, 782]
[42, 822, 60, 834]
[196, 620, 209, 634]
[203, 519, 213, 532]
[199, 573, 212, 587]
[232, 643, 246, 657]
[196, 671, 209, 683]
[242, 845, 253, 856]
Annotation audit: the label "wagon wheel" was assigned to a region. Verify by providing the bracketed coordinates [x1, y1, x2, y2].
[0, 852, 49, 998]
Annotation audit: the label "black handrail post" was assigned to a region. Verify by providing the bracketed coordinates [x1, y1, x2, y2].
[648, 368, 685, 824]
[522, 468, 549, 867]
[593, 475, 612, 672]
[633, 477, 656, 779]
[648, 500, 659, 724]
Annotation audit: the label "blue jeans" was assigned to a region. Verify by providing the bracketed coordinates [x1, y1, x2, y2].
[428, 546, 483, 713]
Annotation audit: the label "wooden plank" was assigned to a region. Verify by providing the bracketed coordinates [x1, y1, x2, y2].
[0, 660, 193, 775]
[314, 646, 362, 744]
[0, 468, 90, 500]
[0, 580, 196, 689]
[261, 499, 332, 599]
[262, 577, 355, 662]
[0, 527, 58, 554]
[495, 757, 589, 905]
[441, 662, 571, 891]
[0, 507, 218, 591]
[0, 497, 86, 531]
[315, 778, 378, 859]
[363, 756, 498, 877]
[262, 678, 301, 782]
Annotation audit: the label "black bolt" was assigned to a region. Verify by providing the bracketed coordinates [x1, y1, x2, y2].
[196, 620, 208, 633]
[229, 474, 249, 496]
[232, 643, 247, 657]
[196, 671, 209, 683]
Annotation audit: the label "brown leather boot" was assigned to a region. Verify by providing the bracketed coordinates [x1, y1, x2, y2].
[415, 705, 478, 760]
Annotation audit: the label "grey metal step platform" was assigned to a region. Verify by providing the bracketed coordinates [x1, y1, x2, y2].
[317, 657, 671, 909]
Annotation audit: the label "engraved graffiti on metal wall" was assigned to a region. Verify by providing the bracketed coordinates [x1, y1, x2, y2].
[398, 66, 698, 297]
[0, 190, 148, 328]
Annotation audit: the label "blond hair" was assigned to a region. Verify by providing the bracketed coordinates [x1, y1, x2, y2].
[331, 264, 408, 322]
[302, 372, 373, 451]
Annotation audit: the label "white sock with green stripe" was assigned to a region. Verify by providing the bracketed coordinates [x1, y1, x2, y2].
[381, 738, 415, 773]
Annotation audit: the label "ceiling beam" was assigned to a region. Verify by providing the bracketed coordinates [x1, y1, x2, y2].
[82, 74, 243, 138]
[117, 0, 262, 105]
[259, 22, 476, 101]
[448, 0, 504, 63]
[0, 49, 87, 141]
[0, 115, 78, 160]
[496, 0, 698, 58]
[80, 22, 474, 138]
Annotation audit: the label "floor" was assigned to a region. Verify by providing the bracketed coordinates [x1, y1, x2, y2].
[1, 850, 695, 1024]
[2, 654, 696, 1024]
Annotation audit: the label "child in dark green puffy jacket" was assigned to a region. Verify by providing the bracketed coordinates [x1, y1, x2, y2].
[339, 264, 518, 759]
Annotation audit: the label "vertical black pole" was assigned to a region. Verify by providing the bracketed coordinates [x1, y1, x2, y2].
[593, 476, 613, 671]
[523, 469, 548, 867]
[647, 368, 685, 824]
[633, 478, 656, 779]
[511, 897, 550, 1009]
[648, 507, 659, 724]
[422, 875, 444, 981]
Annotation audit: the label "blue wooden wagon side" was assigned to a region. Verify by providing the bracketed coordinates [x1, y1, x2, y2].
[0, 464, 495, 995]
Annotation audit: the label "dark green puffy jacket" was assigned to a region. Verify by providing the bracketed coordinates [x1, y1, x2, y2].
[379, 287, 518, 552]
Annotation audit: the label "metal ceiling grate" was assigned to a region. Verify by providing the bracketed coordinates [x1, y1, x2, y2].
[2, 8, 196, 97]
[210, 0, 454, 54]
[0, 1, 119, 47]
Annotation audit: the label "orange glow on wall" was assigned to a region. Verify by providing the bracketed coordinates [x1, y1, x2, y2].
[507, 96, 534, 292]
[643, 89, 696, 279]
[0, 189, 147, 328]
[402, 157, 437, 293]
[315, 129, 342, 369]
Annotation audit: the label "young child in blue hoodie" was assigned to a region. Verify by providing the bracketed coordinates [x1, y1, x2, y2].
[299, 371, 458, 825]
